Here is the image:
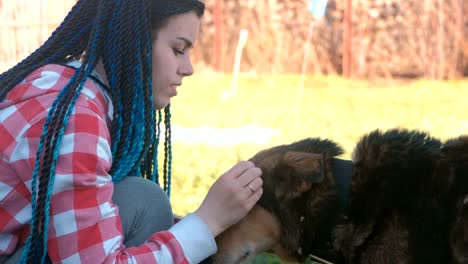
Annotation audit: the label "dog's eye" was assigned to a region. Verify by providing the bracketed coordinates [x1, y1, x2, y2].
[239, 251, 250, 262]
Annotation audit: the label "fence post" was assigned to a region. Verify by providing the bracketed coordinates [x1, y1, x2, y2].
[343, 0, 352, 77]
[294, 0, 329, 121]
[213, 0, 224, 72]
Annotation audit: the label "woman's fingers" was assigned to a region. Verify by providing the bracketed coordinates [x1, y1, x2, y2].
[247, 176, 263, 191]
[225, 161, 255, 180]
[241, 176, 263, 198]
[223, 160, 263, 196]
[195, 160, 264, 237]
[237, 166, 262, 187]
[246, 186, 263, 209]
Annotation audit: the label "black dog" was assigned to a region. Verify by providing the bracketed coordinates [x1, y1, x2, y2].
[438, 136, 468, 263]
[333, 128, 451, 264]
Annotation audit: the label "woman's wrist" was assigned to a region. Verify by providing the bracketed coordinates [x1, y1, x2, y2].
[194, 207, 222, 237]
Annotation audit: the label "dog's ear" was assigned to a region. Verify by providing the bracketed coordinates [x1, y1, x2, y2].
[274, 151, 324, 200]
[284, 151, 325, 182]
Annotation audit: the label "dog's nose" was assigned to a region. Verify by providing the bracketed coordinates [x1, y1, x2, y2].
[199, 256, 213, 264]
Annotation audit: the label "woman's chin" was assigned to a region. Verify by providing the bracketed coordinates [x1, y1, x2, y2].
[153, 100, 170, 110]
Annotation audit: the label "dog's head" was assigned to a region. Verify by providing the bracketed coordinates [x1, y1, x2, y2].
[206, 138, 343, 264]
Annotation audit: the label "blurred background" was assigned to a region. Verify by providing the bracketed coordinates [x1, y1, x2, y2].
[1, 0, 467, 227]
[1, 0, 467, 77]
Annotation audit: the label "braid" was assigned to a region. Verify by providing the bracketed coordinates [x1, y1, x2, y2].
[139, 0, 157, 181]
[153, 110, 164, 184]
[0, 0, 205, 262]
[103, 0, 155, 181]
[163, 106, 173, 196]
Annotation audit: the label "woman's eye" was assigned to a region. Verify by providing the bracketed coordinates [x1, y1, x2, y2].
[173, 48, 185, 55]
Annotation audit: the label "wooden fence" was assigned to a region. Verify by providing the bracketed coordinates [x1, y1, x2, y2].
[1, 0, 467, 79]
[198, 0, 467, 78]
[0, 0, 76, 72]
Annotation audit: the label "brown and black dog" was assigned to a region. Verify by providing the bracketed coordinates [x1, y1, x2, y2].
[204, 137, 348, 263]
[204, 129, 468, 264]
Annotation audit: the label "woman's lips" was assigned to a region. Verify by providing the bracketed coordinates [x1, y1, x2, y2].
[169, 84, 180, 96]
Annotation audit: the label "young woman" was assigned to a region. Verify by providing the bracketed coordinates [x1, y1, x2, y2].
[0, 0, 263, 263]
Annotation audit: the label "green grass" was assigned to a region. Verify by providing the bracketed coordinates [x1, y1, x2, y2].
[242, 252, 322, 264]
[165, 74, 467, 263]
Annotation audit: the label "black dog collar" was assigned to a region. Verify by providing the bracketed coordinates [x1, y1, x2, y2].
[331, 158, 353, 212]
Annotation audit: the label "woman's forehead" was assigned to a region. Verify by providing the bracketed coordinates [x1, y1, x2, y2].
[156, 11, 201, 44]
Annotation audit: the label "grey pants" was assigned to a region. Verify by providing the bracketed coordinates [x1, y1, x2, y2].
[0, 176, 173, 263]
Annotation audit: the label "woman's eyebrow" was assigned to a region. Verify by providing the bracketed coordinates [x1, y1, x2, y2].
[177, 37, 193, 48]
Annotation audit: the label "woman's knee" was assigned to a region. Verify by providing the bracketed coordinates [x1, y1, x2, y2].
[113, 176, 173, 246]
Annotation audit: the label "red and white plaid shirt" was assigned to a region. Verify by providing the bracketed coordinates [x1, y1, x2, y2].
[0, 64, 216, 263]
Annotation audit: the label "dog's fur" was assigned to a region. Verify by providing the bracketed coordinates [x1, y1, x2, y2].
[438, 136, 468, 263]
[204, 129, 468, 264]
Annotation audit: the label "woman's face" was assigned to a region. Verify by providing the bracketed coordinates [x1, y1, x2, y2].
[151, 11, 201, 109]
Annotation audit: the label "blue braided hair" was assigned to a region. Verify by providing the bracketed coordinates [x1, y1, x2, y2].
[0, 0, 204, 263]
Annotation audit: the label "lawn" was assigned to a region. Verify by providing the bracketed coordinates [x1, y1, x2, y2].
[166, 73, 467, 263]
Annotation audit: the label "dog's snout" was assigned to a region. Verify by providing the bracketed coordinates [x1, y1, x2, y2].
[199, 256, 213, 264]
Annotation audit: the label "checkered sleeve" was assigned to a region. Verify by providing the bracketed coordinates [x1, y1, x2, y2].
[44, 97, 191, 263]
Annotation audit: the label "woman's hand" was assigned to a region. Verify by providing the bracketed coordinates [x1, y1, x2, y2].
[195, 161, 263, 237]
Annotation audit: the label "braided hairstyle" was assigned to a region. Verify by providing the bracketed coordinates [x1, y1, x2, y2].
[0, 0, 204, 263]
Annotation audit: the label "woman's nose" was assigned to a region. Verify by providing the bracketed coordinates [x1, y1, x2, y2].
[178, 57, 194, 77]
